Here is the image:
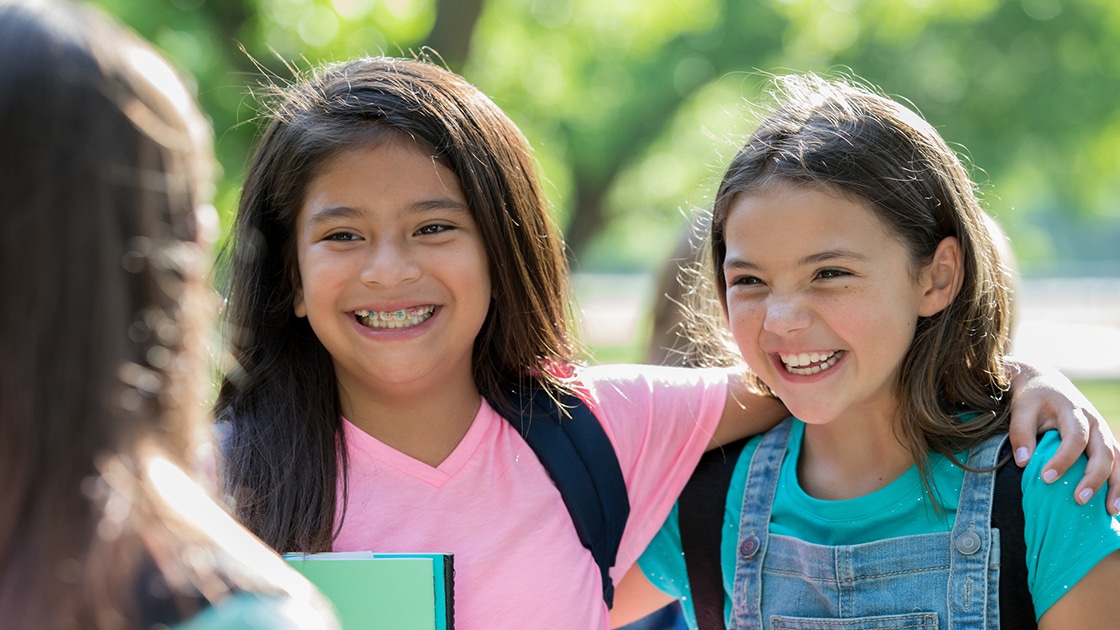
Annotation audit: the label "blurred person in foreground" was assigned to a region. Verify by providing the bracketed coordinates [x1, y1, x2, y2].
[0, 1, 338, 627]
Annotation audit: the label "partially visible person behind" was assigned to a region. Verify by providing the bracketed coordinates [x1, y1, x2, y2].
[0, 1, 338, 627]
[645, 217, 709, 369]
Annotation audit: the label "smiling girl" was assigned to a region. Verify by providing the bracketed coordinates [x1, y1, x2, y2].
[634, 74, 1120, 629]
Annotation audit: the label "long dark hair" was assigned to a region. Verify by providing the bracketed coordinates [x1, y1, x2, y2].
[709, 74, 1012, 479]
[0, 0, 239, 625]
[216, 56, 579, 552]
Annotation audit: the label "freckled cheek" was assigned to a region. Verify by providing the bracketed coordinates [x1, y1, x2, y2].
[726, 302, 766, 353]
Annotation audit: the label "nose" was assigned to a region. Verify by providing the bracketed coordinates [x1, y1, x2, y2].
[762, 291, 812, 335]
[360, 237, 420, 286]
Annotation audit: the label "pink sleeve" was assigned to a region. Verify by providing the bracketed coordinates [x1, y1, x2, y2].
[575, 364, 729, 583]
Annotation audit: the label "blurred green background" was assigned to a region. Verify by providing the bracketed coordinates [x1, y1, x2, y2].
[91, 0, 1119, 425]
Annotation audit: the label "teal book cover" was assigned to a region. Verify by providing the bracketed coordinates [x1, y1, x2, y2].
[284, 551, 454, 629]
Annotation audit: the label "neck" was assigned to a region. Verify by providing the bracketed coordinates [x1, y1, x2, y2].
[797, 414, 916, 501]
[339, 374, 482, 467]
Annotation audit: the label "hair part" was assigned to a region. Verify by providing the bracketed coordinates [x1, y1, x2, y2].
[707, 73, 1013, 492]
[216, 56, 580, 552]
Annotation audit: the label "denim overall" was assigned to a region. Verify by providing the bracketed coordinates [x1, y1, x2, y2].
[729, 418, 1006, 629]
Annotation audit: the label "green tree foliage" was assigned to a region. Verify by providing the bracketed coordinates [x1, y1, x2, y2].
[92, 0, 1120, 273]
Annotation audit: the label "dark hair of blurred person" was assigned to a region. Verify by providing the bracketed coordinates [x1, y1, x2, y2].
[0, 1, 337, 627]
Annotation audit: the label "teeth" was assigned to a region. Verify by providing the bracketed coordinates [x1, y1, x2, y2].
[354, 306, 435, 329]
[779, 351, 841, 376]
[782, 352, 824, 367]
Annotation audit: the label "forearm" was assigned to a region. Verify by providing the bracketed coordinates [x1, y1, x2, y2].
[610, 564, 677, 628]
[708, 368, 787, 450]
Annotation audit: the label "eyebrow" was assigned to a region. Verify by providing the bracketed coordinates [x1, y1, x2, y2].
[798, 248, 870, 266]
[304, 198, 470, 228]
[724, 248, 870, 270]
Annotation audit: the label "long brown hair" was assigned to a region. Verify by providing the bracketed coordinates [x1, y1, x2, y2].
[708, 74, 1013, 482]
[0, 0, 240, 625]
[216, 56, 580, 552]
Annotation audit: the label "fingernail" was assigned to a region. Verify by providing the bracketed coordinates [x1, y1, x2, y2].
[1078, 488, 1093, 504]
[1014, 447, 1030, 464]
[1113, 499, 1120, 513]
[1042, 469, 1058, 483]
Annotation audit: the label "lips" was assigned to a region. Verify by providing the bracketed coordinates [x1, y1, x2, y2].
[778, 350, 843, 376]
[353, 305, 435, 329]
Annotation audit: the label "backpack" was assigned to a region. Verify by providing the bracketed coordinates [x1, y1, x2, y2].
[678, 437, 1035, 629]
[492, 382, 630, 608]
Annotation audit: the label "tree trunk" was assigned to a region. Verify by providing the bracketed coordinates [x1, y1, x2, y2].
[425, 0, 485, 71]
[564, 181, 609, 265]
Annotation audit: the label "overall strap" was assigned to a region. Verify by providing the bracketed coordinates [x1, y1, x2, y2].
[991, 439, 1037, 628]
[949, 434, 1005, 628]
[493, 381, 630, 608]
[729, 417, 793, 630]
[679, 438, 750, 630]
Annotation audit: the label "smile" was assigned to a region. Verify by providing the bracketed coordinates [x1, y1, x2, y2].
[354, 306, 435, 329]
[779, 350, 843, 376]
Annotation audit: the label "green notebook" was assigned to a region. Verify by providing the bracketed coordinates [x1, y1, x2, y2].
[284, 551, 454, 629]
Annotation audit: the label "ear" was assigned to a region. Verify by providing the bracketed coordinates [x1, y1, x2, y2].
[918, 236, 963, 317]
[293, 287, 306, 318]
[291, 268, 307, 318]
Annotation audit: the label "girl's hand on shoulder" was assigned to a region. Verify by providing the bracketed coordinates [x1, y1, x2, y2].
[1007, 359, 1120, 515]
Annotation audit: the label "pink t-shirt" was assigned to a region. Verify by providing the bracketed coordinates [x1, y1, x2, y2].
[332, 364, 728, 629]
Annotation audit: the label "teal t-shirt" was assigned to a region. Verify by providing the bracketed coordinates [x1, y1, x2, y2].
[638, 421, 1120, 626]
[171, 592, 338, 630]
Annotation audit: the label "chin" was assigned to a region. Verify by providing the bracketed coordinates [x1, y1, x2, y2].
[782, 404, 835, 425]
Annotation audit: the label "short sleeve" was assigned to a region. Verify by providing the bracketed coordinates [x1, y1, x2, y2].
[637, 505, 699, 627]
[1023, 431, 1120, 619]
[576, 364, 729, 582]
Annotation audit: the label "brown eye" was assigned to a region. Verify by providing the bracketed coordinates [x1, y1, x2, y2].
[415, 224, 452, 236]
[729, 274, 763, 287]
[816, 268, 848, 280]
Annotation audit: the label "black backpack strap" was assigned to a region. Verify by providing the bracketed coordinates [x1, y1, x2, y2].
[493, 382, 630, 608]
[678, 438, 750, 630]
[992, 439, 1037, 628]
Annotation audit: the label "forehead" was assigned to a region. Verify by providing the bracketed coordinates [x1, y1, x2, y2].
[304, 138, 465, 204]
[723, 183, 899, 259]
[728, 182, 880, 228]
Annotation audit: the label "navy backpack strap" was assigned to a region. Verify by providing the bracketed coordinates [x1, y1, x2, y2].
[678, 438, 749, 630]
[992, 439, 1037, 628]
[494, 382, 630, 608]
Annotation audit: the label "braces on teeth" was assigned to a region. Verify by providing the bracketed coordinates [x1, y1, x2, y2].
[354, 306, 434, 328]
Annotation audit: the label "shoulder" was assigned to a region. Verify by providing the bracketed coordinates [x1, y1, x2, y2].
[145, 470, 339, 629]
[574, 363, 730, 395]
[1021, 431, 1120, 617]
[1020, 431, 1114, 524]
[571, 364, 729, 433]
[1022, 431, 1083, 495]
